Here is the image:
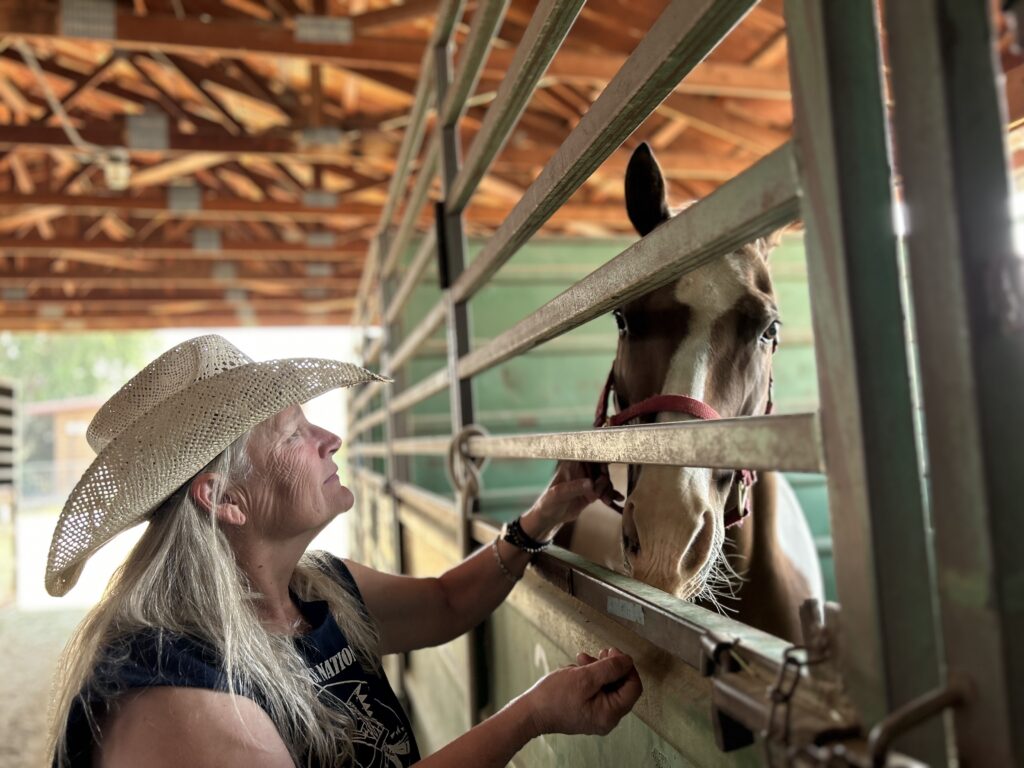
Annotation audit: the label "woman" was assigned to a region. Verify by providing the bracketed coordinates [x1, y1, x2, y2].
[45, 335, 642, 767]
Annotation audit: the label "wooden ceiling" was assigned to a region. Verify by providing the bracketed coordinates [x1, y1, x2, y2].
[0, 0, 1016, 330]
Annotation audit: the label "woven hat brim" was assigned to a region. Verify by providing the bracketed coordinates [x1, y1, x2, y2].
[46, 358, 386, 597]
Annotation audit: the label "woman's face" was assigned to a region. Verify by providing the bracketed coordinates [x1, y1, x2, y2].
[236, 405, 352, 539]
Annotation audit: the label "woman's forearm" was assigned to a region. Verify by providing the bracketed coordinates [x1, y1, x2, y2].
[434, 509, 558, 639]
[411, 695, 538, 768]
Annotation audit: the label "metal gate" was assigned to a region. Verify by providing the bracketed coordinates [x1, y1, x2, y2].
[346, 1, 1024, 765]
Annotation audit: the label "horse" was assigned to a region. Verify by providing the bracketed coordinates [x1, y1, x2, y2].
[563, 143, 823, 643]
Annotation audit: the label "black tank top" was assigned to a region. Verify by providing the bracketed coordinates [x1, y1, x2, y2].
[61, 554, 420, 767]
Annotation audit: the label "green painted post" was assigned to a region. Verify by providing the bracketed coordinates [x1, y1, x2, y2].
[885, 1, 1024, 764]
[785, 0, 947, 762]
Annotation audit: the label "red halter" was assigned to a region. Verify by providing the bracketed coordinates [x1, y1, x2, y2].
[591, 369, 770, 528]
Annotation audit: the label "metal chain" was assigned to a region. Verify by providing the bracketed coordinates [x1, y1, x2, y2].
[762, 645, 825, 766]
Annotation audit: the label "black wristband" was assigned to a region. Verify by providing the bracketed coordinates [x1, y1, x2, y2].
[500, 516, 552, 554]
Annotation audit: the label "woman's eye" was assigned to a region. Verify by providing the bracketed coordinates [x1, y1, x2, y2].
[613, 309, 627, 335]
[760, 320, 781, 344]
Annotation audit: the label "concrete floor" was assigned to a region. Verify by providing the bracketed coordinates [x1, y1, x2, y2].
[0, 608, 84, 768]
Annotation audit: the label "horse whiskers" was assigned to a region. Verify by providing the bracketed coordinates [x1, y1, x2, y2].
[682, 528, 746, 614]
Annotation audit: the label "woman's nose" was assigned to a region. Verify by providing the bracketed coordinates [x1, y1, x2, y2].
[316, 426, 342, 456]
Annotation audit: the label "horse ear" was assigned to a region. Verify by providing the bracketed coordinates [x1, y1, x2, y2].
[625, 142, 671, 237]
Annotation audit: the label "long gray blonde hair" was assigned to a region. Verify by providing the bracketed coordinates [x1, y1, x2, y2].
[48, 430, 380, 767]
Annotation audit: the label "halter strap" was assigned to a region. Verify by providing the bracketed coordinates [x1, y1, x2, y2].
[591, 368, 759, 527]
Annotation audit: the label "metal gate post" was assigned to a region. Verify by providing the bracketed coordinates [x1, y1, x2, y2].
[377, 227, 410, 701]
[784, 1, 947, 762]
[434, 37, 485, 727]
[884, 2, 1024, 764]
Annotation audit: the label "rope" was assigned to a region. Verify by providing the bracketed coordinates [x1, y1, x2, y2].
[446, 424, 489, 518]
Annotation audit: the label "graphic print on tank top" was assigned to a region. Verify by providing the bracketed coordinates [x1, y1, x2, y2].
[305, 642, 414, 768]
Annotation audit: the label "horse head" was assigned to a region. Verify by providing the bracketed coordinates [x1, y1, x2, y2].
[612, 143, 780, 602]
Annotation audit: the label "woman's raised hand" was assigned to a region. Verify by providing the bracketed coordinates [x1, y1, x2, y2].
[525, 461, 624, 533]
[522, 647, 643, 737]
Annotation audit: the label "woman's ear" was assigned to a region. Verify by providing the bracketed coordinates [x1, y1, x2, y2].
[190, 472, 246, 527]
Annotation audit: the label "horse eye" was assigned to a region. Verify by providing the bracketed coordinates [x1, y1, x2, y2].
[613, 309, 627, 335]
[760, 320, 781, 344]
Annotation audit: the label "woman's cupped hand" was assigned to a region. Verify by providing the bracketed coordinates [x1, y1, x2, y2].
[523, 647, 643, 737]
[526, 461, 624, 532]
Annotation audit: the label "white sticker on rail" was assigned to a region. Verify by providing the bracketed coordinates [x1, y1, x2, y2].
[607, 597, 645, 625]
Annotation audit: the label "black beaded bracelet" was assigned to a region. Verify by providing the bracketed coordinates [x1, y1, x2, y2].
[500, 516, 552, 554]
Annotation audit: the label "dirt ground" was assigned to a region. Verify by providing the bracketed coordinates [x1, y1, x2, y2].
[0, 608, 86, 768]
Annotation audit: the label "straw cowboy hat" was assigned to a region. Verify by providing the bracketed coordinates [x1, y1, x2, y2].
[45, 334, 386, 597]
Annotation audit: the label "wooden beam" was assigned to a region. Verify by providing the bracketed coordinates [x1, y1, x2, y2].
[0, 72, 34, 123]
[659, 93, 790, 153]
[40, 51, 121, 124]
[130, 153, 230, 188]
[0, 5, 789, 99]
[8, 151, 35, 194]
[6, 259, 359, 281]
[351, 0, 438, 32]
[39, 247, 157, 271]
[0, 273, 360, 291]
[2, 235, 368, 260]
[0, 204, 65, 233]
[0, 191, 638, 229]
[0, 313, 354, 331]
[0, 6, 425, 69]
[158, 54, 244, 135]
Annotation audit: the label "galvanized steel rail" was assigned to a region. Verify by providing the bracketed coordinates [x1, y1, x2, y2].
[451, 0, 758, 302]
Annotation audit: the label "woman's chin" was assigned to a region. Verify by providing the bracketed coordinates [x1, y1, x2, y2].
[332, 484, 355, 513]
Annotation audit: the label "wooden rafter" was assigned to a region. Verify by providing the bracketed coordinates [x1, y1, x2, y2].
[0, 0, 834, 330]
[130, 152, 230, 188]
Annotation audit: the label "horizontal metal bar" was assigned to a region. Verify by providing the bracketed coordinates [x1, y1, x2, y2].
[390, 435, 451, 455]
[381, 138, 440, 280]
[386, 300, 447, 374]
[451, 0, 758, 302]
[458, 145, 800, 378]
[385, 229, 438, 325]
[388, 366, 450, 415]
[349, 380, 385, 418]
[348, 407, 387, 439]
[464, 413, 824, 473]
[0, 395, 14, 412]
[348, 442, 388, 458]
[439, 0, 511, 127]
[447, 0, 586, 213]
[469, 514, 790, 670]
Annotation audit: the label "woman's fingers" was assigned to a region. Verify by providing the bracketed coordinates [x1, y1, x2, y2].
[544, 477, 594, 503]
[583, 653, 635, 691]
[576, 651, 598, 665]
